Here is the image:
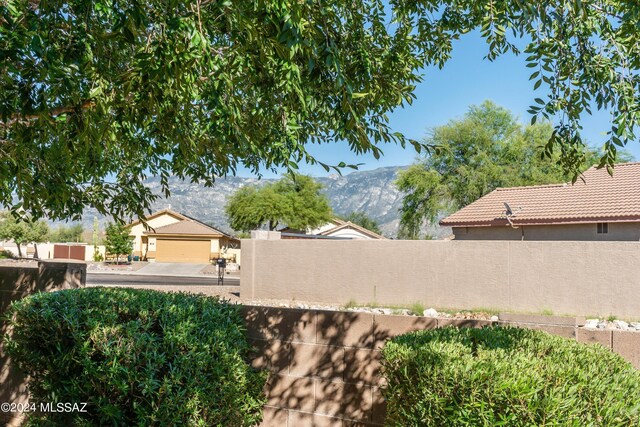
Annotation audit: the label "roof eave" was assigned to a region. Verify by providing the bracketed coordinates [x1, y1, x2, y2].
[146, 233, 223, 238]
[442, 216, 640, 227]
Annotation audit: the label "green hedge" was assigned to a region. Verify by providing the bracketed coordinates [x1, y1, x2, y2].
[381, 326, 640, 426]
[4, 287, 266, 426]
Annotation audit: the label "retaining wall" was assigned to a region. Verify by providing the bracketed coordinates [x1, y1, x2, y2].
[243, 306, 640, 427]
[241, 239, 640, 318]
[0, 261, 86, 427]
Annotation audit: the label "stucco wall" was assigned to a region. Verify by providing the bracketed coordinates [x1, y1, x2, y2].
[129, 214, 183, 253]
[241, 239, 640, 318]
[453, 222, 640, 241]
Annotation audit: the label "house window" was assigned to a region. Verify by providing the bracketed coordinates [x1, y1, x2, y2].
[597, 223, 608, 234]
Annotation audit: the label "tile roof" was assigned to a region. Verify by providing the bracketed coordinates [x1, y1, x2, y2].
[440, 162, 640, 227]
[145, 220, 227, 236]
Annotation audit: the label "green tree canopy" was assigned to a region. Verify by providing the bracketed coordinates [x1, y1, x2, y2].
[225, 174, 332, 232]
[49, 224, 84, 243]
[1, 1, 640, 221]
[396, 101, 633, 239]
[0, 211, 49, 257]
[342, 212, 383, 235]
[104, 222, 132, 264]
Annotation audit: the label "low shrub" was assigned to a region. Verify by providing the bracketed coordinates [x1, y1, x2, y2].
[0, 249, 14, 259]
[92, 250, 103, 262]
[5, 287, 266, 426]
[381, 326, 640, 426]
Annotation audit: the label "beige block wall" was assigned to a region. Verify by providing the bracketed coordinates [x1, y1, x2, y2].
[227, 249, 242, 265]
[454, 222, 640, 241]
[244, 306, 640, 426]
[84, 245, 106, 261]
[241, 239, 640, 318]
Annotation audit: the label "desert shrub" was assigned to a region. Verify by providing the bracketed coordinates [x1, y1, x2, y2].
[381, 326, 640, 426]
[0, 249, 14, 259]
[92, 249, 103, 262]
[5, 287, 266, 427]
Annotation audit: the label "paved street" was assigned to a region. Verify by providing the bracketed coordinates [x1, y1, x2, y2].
[135, 262, 210, 276]
[87, 273, 239, 287]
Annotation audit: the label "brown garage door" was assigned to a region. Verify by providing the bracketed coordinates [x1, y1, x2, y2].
[155, 239, 210, 263]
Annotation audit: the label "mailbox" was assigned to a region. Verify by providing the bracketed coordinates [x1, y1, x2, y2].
[216, 258, 227, 268]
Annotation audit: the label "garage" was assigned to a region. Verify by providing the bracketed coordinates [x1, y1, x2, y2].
[155, 239, 210, 263]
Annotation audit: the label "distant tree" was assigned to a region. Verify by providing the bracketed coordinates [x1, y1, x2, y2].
[49, 224, 84, 243]
[0, 212, 49, 258]
[92, 217, 103, 261]
[342, 212, 383, 235]
[225, 174, 332, 232]
[396, 101, 634, 239]
[104, 223, 132, 264]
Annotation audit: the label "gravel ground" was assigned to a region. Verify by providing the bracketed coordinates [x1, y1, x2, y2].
[87, 261, 148, 272]
[88, 283, 640, 331]
[0, 259, 39, 266]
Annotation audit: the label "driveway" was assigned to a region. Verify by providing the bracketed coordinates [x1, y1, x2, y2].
[135, 262, 209, 277]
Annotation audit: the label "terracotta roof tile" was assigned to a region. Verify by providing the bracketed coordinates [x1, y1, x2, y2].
[440, 162, 640, 227]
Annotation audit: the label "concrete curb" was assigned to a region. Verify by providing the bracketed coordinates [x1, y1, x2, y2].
[86, 270, 240, 280]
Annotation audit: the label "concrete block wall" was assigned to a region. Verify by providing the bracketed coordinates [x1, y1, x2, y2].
[0, 261, 86, 427]
[241, 239, 640, 318]
[243, 306, 640, 427]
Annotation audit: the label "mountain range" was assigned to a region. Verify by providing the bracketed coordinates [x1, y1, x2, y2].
[54, 166, 448, 238]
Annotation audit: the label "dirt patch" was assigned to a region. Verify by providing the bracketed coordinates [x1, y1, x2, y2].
[0, 259, 39, 267]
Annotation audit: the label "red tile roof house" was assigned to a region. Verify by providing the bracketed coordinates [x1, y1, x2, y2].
[440, 162, 640, 241]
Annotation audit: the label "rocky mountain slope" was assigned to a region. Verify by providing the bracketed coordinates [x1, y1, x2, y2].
[55, 166, 448, 238]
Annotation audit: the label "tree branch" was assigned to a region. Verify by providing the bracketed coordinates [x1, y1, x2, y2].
[0, 100, 95, 128]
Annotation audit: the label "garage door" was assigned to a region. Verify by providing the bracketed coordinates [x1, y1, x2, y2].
[155, 239, 210, 263]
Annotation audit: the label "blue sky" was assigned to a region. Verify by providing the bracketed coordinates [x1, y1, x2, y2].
[240, 30, 638, 178]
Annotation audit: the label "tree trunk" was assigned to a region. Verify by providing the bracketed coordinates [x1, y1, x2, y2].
[16, 244, 22, 258]
[34, 243, 39, 259]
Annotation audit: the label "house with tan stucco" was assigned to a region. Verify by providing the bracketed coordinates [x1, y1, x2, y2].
[128, 209, 240, 263]
[440, 162, 640, 241]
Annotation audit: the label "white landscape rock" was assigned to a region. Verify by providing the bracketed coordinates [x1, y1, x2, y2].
[490, 315, 499, 322]
[613, 320, 629, 330]
[423, 308, 439, 318]
[584, 319, 600, 329]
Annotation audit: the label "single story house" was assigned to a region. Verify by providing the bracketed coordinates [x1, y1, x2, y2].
[440, 162, 640, 241]
[282, 218, 387, 240]
[128, 209, 239, 263]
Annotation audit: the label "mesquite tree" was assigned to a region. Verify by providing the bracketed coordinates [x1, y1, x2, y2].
[1, 1, 638, 221]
